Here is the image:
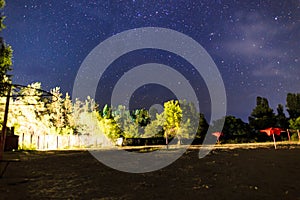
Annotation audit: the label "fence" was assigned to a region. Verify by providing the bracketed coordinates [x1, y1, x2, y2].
[18, 133, 113, 150]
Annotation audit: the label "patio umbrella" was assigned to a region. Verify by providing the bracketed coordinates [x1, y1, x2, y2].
[212, 132, 223, 143]
[260, 127, 284, 149]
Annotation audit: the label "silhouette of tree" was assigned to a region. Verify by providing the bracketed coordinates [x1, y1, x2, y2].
[195, 113, 209, 140]
[286, 93, 300, 119]
[275, 104, 288, 129]
[249, 96, 276, 130]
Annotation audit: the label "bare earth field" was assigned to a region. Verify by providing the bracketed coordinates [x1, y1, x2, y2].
[1, 143, 300, 200]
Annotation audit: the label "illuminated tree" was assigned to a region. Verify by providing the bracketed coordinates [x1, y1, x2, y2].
[113, 105, 142, 138]
[62, 93, 75, 128]
[73, 97, 99, 135]
[0, 0, 13, 95]
[98, 118, 121, 140]
[179, 100, 199, 139]
[144, 112, 164, 138]
[10, 83, 50, 135]
[132, 109, 151, 127]
[48, 87, 64, 129]
[163, 100, 182, 144]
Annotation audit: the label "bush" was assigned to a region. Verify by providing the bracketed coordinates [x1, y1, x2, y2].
[19, 143, 37, 150]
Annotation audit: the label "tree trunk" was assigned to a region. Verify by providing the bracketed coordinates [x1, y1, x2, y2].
[0, 85, 11, 160]
[165, 133, 168, 149]
[177, 136, 181, 145]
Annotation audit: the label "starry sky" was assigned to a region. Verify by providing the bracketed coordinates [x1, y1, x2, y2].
[2, 0, 300, 121]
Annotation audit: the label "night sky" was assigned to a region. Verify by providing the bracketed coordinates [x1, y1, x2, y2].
[2, 0, 300, 121]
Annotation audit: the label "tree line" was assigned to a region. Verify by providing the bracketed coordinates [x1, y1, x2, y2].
[1, 82, 300, 144]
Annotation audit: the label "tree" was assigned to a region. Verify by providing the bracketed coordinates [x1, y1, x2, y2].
[213, 116, 251, 143]
[286, 93, 300, 119]
[10, 83, 50, 135]
[149, 106, 159, 120]
[113, 105, 141, 138]
[132, 109, 151, 127]
[48, 87, 64, 129]
[289, 117, 300, 141]
[0, 0, 13, 95]
[179, 100, 199, 139]
[144, 112, 164, 138]
[249, 96, 276, 131]
[62, 93, 75, 129]
[73, 96, 99, 135]
[195, 113, 209, 140]
[289, 117, 300, 130]
[163, 100, 182, 144]
[98, 115, 121, 141]
[102, 104, 112, 119]
[275, 104, 288, 129]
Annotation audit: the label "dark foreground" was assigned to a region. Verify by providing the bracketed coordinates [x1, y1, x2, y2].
[1, 145, 300, 200]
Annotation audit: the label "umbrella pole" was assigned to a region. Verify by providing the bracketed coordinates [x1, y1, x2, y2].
[272, 134, 276, 149]
[287, 129, 291, 143]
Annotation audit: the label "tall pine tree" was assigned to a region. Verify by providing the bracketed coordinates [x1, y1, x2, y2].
[249, 96, 276, 130]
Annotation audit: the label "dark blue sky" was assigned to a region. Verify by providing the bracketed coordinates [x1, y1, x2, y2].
[2, 0, 300, 121]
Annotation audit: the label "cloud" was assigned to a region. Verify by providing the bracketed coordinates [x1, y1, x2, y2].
[220, 11, 299, 79]
[252, 62, 290, 78]
[225, 39, 282, 58]
[223, 16, 282, 59]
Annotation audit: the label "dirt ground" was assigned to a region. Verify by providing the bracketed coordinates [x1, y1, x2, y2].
[1, 144, 300, 200]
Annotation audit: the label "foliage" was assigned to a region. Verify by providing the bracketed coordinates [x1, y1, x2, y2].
[275, 104, 289, 129]
[112, 105, 141, 138]
[102, 104, 112, 119]
[19, 143, 37, 151]
[144, 112, 164, 138]
[132, 108, 151, 127]
[9, 83, 50, 135]
[0, 0, 5, 9]
[213, 116, 251, 142]
[179, 100, 199, 139]
[163, 100, 182, 140]
[5, 83, 98, 137]
[73, 97, 99, 135]
[149, 106, 159, 120]
[289, 117, 300, 130]
[3, 80, 299, 146]
[195, 113, 209, 140]
[98, 116, 121, 141]
[62, 93, 75, 128]
[48, 87, 64, 129]
[0, 0, 13, 95]
[249, 96, 276, 131]
[286, 93, 300, 119]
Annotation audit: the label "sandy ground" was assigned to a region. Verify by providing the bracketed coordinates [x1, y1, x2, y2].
[1, 143, 300, 200]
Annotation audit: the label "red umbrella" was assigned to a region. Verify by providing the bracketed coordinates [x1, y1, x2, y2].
[260, 127, 284, 149]
[212, 132, 223, 143]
